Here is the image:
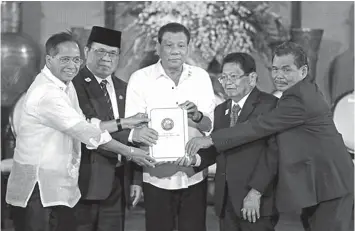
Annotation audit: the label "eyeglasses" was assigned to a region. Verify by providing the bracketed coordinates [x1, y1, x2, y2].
[91, 48, 119, 58]
[54, 56, 83, 65]
[218, 73, 249, 83]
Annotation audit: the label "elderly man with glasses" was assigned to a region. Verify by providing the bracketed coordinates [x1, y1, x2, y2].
[179, 52, 279, 231]
[72, 26, 153, 231]
[187, 42, 354, 231]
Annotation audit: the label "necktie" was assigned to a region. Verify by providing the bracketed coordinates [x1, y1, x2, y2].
[100, 80, 123, 166]
[100, 80, 114, 120]
[230, 104, 241, 127]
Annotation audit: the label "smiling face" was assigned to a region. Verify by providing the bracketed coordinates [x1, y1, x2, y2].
[157, 32, 189, 70]
[271, 54, 308, 91]
[46, 41, 81, 83]
[220, 62, 256, 101]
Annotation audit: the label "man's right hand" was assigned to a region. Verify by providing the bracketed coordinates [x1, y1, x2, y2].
[127, 146, 157, 168]
[242, 188, 261, 223]
[132, 126, 158, 146]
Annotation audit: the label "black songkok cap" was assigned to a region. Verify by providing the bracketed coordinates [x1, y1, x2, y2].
[87, 26, 122, 48]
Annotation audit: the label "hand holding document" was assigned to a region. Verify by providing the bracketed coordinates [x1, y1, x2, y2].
[148, 107, 188, 162]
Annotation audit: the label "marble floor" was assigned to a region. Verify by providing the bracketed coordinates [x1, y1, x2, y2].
[2, 204, 304, 231]
[124, 205, 305, 231]
[3, 204, 353, 231]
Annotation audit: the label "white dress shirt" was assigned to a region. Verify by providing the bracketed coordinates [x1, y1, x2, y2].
[231, 91, 252, 116]
[125, 61, 216, 190]
[6, 66, 112, 208]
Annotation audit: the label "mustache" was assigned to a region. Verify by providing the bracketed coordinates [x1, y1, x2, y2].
[98, 64, 112, 68]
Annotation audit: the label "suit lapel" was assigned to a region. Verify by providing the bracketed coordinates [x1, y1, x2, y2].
[112, 76, 126, 118]
[81, 67, 110, 119]
[215, 99, 232, 130]
[237, 87, 260, 123]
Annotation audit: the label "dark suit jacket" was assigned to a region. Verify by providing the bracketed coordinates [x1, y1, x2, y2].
[72, 66, 142, 204]
[210, 76, 354, 212]
[196, 88, 278, 218]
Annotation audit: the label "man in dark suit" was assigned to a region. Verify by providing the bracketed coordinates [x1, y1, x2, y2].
[72, 26, 151, 231]
[182, 53, 279, 231]
[187, 42, 354, 231]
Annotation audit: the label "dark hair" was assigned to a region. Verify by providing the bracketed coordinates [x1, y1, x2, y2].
[158, 23, 190, 44]
[222, 52, 256, 74]
[272, 42, 309, 69]
[45, 32, 79, 56]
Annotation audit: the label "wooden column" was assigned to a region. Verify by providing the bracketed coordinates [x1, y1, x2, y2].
[104, 2, 115, 29]
[291, 1, 302, 28]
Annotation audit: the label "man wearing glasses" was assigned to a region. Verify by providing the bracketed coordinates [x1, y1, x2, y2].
[72, 26, 150, 231]
[180, 53, 279, 231]
[6, 32, 154, 231]
[187, 42, 354, 231]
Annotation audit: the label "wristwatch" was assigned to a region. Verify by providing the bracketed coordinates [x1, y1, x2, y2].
[192, 111, 203, 123]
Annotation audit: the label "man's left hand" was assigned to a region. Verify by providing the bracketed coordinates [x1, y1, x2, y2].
[242, 188, 261, 223]
[130, 185, 143, 207]
[179, 101, 199, 120]
[186, 136, 213, 155]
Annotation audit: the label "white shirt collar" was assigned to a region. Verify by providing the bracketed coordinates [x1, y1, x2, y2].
[94, 75, 113, 86]
[42, 65, 69, 91]
[273, 90, 283, 98]
[154, 60, 190, 80]
[231, 90, 252, 109]
[87, 66, 113, 86]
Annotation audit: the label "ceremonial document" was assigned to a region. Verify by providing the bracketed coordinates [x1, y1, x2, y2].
[149, 107, 188, 161]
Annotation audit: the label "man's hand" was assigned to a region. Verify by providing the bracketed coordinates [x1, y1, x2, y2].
[132, 126, 158, 146]
[174, 155, 197, 167]
[242, 188, 261, 223]
[127, 147, 157, 168]
[179, 101, 200, 121]
[121, 113, 149, 129]
[130, 185, 142, 207]
[186, 136, 213, 155]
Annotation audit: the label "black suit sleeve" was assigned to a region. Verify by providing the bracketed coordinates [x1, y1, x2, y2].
[193, 146, 219, 172]
[248, 135, 279, 194]
[194, 105, 223, 172]
[73, 81, 98, 120]
[110, 129, 130, 145]
[132, 163, 143, 186]
[211, 93, 306, 152]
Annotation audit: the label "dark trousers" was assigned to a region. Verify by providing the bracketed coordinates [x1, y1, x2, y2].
[11, 184, 77, 231]
[301, 193, 354, 231]
[74, 168, 125, 231]
[220, 197, 276, 231]
[143, 179, 208, 231]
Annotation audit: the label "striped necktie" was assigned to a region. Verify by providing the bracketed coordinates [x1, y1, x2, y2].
[100, 79, 114, 120]
[230, 104, 241, 127]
